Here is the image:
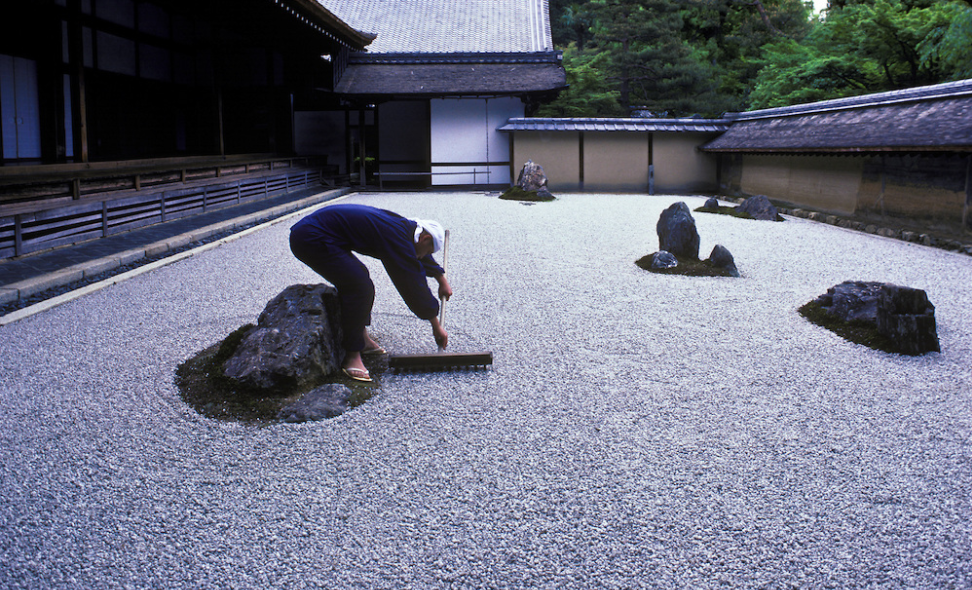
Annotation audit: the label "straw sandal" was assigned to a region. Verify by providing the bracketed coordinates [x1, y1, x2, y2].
[342, 367, 372, 383]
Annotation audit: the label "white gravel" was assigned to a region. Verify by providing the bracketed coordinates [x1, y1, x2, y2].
[1, 192, 970, 589]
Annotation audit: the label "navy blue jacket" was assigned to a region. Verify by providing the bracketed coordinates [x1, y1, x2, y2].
[291, 204, 444, 320]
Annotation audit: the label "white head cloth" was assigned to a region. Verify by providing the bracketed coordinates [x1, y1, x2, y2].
[410, 218, 445, 254]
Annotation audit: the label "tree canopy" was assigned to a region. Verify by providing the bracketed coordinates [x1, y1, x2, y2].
[539, 0, 972, 117]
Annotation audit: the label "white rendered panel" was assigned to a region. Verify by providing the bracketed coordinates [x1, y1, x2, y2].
[431, 98, 487, 164]
[486, 97, 522, 163]
[431, 97, 522, 185]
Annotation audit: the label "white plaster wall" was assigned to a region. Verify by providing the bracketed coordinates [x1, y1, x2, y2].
[430, 97, 523, 185]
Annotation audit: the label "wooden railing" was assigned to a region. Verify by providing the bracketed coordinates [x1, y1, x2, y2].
[0, 155, 327, 211]
[0, 160, 333, 260]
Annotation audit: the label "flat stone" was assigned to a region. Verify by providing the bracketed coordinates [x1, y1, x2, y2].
[277, 384, 352, 422]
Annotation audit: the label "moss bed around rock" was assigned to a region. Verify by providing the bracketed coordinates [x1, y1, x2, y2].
[176, 324, 380, 424]
[797, 300, 900, 354]
[635, 253, 738, 277]
[498, 186, 555, 202]
[695, 204, 786, 222]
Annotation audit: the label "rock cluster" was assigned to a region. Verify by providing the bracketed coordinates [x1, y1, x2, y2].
[641, 202, 739, 277]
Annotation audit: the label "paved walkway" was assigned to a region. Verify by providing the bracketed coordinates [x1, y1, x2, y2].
[0, 186, 350, 309]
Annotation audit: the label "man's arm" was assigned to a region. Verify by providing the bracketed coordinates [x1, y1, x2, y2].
[435, 273, 453, 300]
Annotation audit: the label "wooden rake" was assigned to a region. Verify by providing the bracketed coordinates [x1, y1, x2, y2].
[387, 229, 493, 372]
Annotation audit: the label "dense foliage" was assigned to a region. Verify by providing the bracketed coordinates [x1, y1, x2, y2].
[539, 0, 972, 117]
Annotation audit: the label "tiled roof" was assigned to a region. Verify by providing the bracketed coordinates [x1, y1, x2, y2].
[726, 78, 972, 121]
[498, 118, 731, 133]
[315, 0, 554, 53]
[335, 55, 565, 96]
[705, 80, 972, 153]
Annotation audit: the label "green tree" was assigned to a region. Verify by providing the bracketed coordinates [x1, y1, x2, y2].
[749, 0, 966, 108]
[544, 0, 814, 116]
[586, 0, 727, 115]
[550, 0, 596, 49]
[681, 0, 812, 110]
[534, 46, 627, 117]
[918, 1, 972, 80]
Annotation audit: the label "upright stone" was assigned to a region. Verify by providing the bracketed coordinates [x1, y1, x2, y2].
[515, 160, 555, 200]
[706, 244, 739, 277]
[876, 285, 940, 355]
[656, 202, 700, 259]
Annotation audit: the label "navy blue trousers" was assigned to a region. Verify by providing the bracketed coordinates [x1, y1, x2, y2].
[290, 225, 373, 352]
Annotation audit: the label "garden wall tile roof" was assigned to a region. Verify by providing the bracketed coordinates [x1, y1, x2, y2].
[703, 79, 972, 153]
[499, 118, 731, 133]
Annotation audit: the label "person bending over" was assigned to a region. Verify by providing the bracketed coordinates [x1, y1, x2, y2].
[289, 204, 452, 382]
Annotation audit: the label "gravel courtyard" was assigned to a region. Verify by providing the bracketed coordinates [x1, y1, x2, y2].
[1, 191, 970, 589]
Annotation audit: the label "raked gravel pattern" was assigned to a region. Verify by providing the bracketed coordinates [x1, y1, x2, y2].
[1, 192, 971, 589]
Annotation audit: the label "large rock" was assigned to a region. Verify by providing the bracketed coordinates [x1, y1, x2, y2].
[705, 244, 739, 277]
[815, 281, 883, 323]
[736, 195, 781, 221]
[277, 384, 352, 422]
[656, 202, 700, 259]
[813, 281, 940, 355]
[222, 284, 344, 394]
[876, 285, 940, 355]
[651, 251, 678, 269]
[515, 160, 555, 200]
[516, 160, 548, 192]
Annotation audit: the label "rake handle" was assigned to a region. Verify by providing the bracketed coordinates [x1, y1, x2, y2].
[438, 229, 450, 328]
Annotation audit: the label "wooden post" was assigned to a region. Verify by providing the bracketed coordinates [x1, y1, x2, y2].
[14, 215, 22, 257]
[358, 109, 367, 188]
[67, 0, 89, 163]
[217, 90, 225, 157]
[964, 155, 971, 233]
[648, 132, 654, 195]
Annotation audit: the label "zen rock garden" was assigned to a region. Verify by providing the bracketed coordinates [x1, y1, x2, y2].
[178, 195, 941, 425]
[177, 284, 367, 423]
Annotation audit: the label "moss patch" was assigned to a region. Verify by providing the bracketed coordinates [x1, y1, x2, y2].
[798, 300, 899, 354]
[635, 253, 737, 277]
[499, 186, 555, 202]
[176, 324, 380, 424]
